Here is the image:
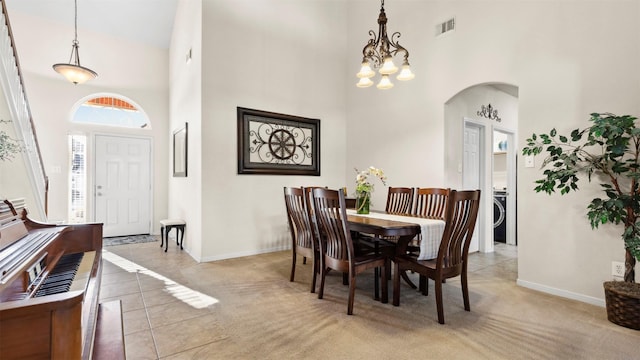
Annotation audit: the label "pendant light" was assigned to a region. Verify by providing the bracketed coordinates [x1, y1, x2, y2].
[52, 0, 97, 84]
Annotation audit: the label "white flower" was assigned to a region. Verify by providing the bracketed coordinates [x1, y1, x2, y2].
[354, 166, 387, 194]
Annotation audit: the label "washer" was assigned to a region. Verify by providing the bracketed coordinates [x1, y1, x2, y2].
[493, 190, 507, 243]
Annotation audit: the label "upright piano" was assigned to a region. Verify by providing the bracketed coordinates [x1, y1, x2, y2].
[0, 199, 116, 359]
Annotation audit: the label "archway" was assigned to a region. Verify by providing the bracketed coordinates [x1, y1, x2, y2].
[444, 83, 519, 256]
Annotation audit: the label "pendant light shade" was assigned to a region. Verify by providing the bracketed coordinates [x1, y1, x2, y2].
[376, 74, 394, 90]
[356, 77, 374, 88]
[53, 0, 97, 84]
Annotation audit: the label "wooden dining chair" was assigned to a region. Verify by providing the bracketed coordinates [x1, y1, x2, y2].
[413, 187, 450, 219]
[310, 188, 388, 315]
[385, 187, 414, 215]
[411, 187, 451, 292]
[393, 189, 481, 324]
[283, 187, 319, 293]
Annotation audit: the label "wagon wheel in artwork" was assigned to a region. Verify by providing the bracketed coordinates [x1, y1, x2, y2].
[268, 129, 296, 160]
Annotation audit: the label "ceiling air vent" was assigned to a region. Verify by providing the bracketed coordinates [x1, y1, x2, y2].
[436, 17, 455, 36]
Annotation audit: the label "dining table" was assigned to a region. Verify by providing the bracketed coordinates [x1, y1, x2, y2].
[345, 209, 446, 298]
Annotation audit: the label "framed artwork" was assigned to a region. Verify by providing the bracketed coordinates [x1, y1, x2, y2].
[237, 107, 320, 175]
[173, 123, 188, 177]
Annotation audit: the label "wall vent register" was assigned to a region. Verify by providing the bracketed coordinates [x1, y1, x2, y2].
[436, 18, 455, 36]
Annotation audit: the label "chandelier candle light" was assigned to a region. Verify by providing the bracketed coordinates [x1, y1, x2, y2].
[356, 0, 414, 89]
[52, 0, 98, 84]
[355, 166, 387, 214]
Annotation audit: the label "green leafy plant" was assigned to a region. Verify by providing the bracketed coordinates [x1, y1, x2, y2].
[522, 113, 640, 283]
[0, 119, 23, 162]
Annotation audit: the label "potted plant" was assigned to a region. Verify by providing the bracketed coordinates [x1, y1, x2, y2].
[0, 119, 22, 162]
[523, 112, 640, 330]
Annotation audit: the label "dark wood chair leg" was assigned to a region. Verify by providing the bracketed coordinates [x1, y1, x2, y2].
[310, 258, 317, 293]
[420, 275, 429, 296]
[179, 226, 184, 249]
[318, 267, 327, 299]
[462, 271, 470, 311]
[374, 267, 380, 300]
[435, 276, 445, 324]
[160, 226, 165, 249]
[393, 262, 401, 306]
[381, 263, 388, 304]
[290, 252, 296, 282]
[347, 273, 356, 315]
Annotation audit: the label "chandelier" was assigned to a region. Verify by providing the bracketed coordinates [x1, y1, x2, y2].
[356, 0, 414, 89]
[52, 0, 97, 84]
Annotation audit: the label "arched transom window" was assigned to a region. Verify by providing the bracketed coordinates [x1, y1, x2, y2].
[72, 95, 150, 129]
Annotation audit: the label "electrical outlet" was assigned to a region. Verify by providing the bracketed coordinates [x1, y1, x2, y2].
[524, 155, 535, 168]
[612, 261, 625, 277]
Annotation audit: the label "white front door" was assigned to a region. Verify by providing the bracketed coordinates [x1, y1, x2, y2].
[95, 135, 151, 237]
[463, 122, 483, 252]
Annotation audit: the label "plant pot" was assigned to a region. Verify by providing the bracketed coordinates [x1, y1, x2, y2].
[603, 281, 640, 330]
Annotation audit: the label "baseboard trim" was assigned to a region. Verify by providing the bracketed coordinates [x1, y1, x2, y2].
[517, 279, 605, 307]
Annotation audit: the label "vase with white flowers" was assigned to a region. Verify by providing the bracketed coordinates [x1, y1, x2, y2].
[354, 166, 387, 214]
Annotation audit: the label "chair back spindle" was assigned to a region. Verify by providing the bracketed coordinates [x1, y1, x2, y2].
[413, 188, 450, 219]
[385, 187, 414, 215]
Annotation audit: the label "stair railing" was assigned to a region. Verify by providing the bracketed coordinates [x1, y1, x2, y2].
[0, 1, 48, 219]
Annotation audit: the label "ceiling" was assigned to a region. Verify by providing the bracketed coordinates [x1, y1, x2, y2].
[5, 0, 178, 49]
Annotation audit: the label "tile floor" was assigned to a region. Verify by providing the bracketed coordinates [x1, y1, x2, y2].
[99, 241, 518, 359]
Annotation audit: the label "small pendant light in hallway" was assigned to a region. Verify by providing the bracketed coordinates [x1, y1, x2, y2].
[52, 0, 97, 84]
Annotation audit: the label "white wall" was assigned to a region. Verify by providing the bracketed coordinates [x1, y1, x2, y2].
[170, 0, 349, 261]
[7, 11, 169, 230]
[346, 0, 640, 304]
[169, 0, 203, 259]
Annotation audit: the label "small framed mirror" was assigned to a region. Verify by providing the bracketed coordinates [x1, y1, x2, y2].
[173, 123, 188, 177]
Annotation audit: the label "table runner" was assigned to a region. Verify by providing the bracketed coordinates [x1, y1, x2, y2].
[346, 210, 445, 260]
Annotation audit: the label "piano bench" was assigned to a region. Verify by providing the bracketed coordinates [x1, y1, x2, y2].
[160, 219, 186, 252]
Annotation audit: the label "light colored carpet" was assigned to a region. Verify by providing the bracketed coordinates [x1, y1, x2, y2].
[100, 243, 637, 359]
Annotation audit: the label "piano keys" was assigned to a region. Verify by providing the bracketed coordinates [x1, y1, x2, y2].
[0, 198, 121, 359]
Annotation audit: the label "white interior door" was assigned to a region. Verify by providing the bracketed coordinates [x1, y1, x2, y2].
[463, 122, 483, 252]
[95, 135, 151, 237]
